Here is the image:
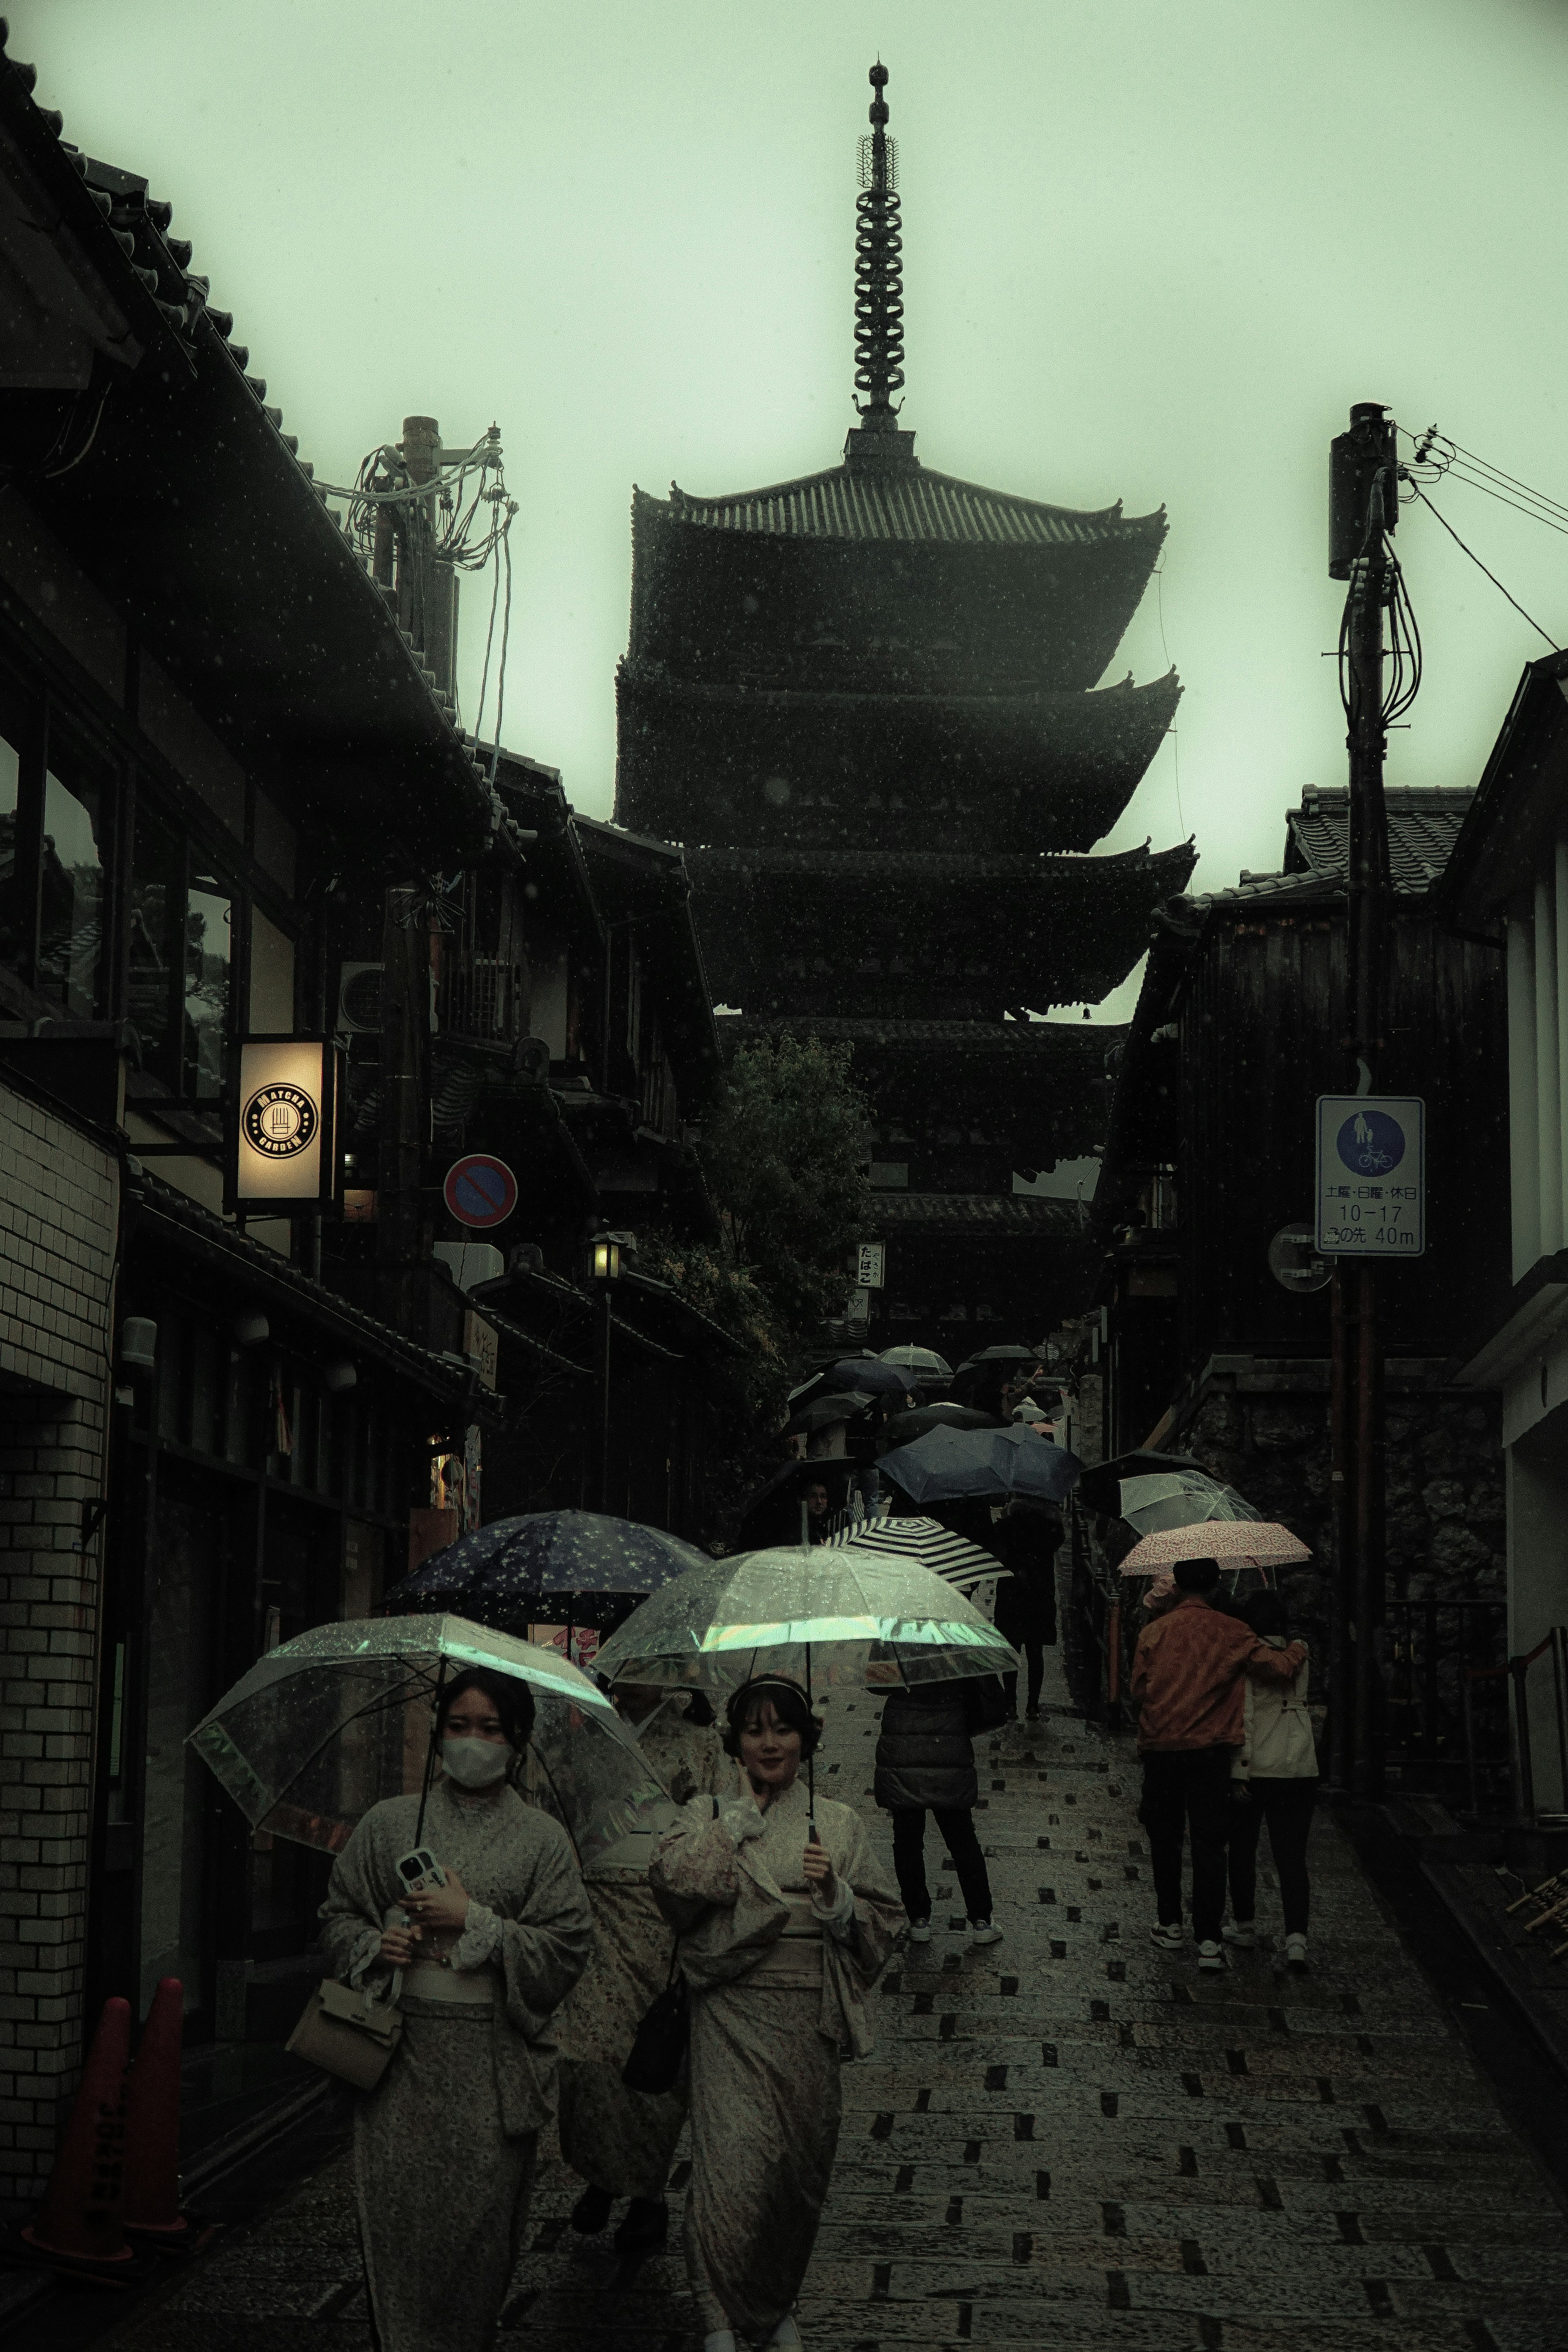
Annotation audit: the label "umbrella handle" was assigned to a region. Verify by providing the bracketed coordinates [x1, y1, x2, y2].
[415, 1658, 447, 1845]
[806, 1638, 815, 1838]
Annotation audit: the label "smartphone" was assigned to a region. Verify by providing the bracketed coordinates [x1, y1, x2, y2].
[394, 1847, 447, 1896]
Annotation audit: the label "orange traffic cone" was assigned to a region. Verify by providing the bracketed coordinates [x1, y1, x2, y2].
[122, 1977, 188, 2244]
[22, 1995, 135, 2271]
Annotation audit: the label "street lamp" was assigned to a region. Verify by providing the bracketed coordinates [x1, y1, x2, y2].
[587, 1229, 634, 1512]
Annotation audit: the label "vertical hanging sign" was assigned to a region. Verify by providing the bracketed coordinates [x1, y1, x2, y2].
[1314, 1095, 1425, 1257]
[229, 1037, 343, 1212]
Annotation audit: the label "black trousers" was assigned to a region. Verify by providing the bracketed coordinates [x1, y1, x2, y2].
[1227, 1775, 1319, 1935]
[890, 1805, 993, 1923]
[1139, 1747, 1238, 1944]
[1003, 1641, 1046, 1715]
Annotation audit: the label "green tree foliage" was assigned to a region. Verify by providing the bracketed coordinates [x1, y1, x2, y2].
[700, 1033, 872, 1334]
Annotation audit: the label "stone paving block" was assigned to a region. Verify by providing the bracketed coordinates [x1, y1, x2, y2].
[106, 1648, 1568, 2349]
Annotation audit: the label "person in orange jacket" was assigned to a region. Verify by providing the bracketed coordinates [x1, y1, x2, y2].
[1129, 1558, 1306, 1971]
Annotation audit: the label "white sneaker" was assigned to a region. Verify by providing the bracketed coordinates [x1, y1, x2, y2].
[969, 1919, 1004, 1946]
[768, 2320, 803, 2349]
[907, 1916, 932, 1944]
[1285, 1932, 1308, 1967]
[704, 2335, 737, 2352]
[1196, 1940, 1227, 1971]
[1222, 1922, 1256, 1949]
[1149, 1921, 1184, 1949]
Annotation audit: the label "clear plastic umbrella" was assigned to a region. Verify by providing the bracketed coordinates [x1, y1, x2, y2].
[592, 1545, 1016, 1826]
[593, 1546, 1015, 1696]
[1116, 1470, 1265, 1536]
[187, 1614, 668, 1869]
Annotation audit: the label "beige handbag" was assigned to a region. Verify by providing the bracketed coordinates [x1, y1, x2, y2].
[287, 1971, 404, 2092]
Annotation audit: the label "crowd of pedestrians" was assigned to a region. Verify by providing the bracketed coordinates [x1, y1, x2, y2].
[314, 1524, 1317, 2349]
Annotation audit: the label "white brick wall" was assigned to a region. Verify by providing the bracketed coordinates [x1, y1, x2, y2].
[0, 1084, 116, 2201]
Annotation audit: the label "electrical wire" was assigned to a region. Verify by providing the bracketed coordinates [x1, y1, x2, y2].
[488, 528, 513, 783]
[1402, 478, 1560, 651]
[1399, 423, 1568, 540]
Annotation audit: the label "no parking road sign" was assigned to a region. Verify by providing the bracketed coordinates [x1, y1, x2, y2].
[1314, 1095, 1424, 1258]
[443, 1154, 518, 1230]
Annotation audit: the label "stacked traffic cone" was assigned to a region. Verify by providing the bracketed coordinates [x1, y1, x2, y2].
[122, 1977, 189, 2246]
[21, 1995, 135, 2273]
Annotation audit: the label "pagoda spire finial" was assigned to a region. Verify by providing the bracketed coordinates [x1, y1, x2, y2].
[847, 60, 914, 468]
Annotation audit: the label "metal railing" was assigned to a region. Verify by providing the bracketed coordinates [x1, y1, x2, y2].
[442, 955, 522, 1045]
[1384, 1597, 1508, 1795]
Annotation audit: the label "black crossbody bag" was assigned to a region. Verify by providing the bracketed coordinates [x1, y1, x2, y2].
[622, 1793, 722, 2095]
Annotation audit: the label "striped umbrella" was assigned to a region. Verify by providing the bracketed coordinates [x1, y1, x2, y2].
[1118, 1521, 1311, 1575]
[828, 1513, 1004, 1591]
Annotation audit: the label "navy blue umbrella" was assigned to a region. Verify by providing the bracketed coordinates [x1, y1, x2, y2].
[385, 1510, 711, 1633]
[878, 1423, 1083, 1505]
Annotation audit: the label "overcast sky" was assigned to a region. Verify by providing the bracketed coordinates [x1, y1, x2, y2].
[16, 0, 1568, 1013]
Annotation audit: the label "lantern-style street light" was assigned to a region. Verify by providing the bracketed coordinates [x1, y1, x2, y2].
[587, 1229, 635, 1511]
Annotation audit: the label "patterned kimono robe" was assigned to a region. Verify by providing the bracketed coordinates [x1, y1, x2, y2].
[556, 1700, 727, 2200]
[650, 1778, 904, 2340]
[319, 1780, 592, 2352]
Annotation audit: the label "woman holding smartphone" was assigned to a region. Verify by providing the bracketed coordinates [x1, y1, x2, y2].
[319, 1668, 592, 2352]
[650, 1675, 904, 2352]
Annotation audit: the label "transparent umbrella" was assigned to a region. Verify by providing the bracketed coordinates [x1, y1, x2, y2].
[187, 1614, 668, 1870]
[592, 1545, 1016, 1823]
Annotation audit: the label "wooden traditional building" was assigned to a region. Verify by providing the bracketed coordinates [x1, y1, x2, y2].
[1086, 784, 1510, 1766]
[613, 64, 1194, 1354]
[0, 27, 730, 2190]
[1441, 650, 1568, 1810]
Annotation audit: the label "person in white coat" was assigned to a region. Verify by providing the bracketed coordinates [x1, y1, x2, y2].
[1223, 1589, 1319, 1968]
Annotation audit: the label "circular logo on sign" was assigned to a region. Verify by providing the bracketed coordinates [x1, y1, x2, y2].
[243, 1083, 318, 1158]
[1336, 1109, 1405, 1176]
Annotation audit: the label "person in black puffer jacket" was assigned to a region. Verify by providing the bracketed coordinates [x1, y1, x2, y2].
[874, 1682, 1000, 1947]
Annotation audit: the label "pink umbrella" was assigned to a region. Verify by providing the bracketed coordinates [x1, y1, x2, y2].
[1118, 1521, 1311, 1575]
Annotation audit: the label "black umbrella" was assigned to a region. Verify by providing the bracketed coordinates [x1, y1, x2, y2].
[784, 1390, 875, 1437]
[385, 1509, 710, 1635]
[880, 1423, 1083, 1504]
[956, 1345, 1040, 1368]
[881, 1401, 1003, 1446]
[829, 1358, 911, 1399]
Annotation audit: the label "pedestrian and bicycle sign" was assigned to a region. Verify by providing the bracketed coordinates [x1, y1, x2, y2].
[1314, 1095, 1424, 1257]
[443, 1154, 518, 1230]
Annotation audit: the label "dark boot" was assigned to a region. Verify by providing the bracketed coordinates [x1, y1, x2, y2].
[613, 2196, 668, 2265]
[570, 2183, 614, 2234]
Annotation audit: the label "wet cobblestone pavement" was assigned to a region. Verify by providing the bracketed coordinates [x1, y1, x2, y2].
[105, 1653, 1568, 2351]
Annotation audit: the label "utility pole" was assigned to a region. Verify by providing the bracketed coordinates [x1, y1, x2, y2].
[1327, 403, 1399, 1801]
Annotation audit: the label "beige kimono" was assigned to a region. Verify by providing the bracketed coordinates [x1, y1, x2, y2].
[556, 1700, 726, 2200]
[650, 1778, 904, 2341]
[319, 1780, 592, 2352]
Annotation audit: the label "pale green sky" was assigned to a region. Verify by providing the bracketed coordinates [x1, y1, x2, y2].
[15, 0, 1568, 1014]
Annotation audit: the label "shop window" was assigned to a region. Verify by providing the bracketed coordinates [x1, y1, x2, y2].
[183, 870, 232, 1103]
[128, 803, 181, 1087]
[38, 751, 108, 1016]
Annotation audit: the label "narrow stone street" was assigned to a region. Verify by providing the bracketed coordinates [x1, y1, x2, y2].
[104, 1656, 1568, 2352]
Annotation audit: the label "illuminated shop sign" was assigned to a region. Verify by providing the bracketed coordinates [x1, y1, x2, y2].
[228, 1037, 344, 1212]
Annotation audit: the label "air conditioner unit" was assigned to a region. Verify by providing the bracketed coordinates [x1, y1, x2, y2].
[337, 962, 384, 1035]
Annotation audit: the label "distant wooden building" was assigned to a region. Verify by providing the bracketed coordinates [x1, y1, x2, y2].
[1087, 785, 1510, 1766]
[612, 65, 1194, 1354]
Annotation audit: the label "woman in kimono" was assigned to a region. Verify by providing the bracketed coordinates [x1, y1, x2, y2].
[649, 1674, 904, 2352]
[319, 1668, 593, 2352]
[557, 1685, 726, 2264]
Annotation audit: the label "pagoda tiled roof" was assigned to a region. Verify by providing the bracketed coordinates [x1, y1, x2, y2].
[721, 1015, 1125, 1052]
[665, 461, 1166, 550]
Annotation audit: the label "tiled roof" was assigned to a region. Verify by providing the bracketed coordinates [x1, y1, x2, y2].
[870, 1193, 1083, 1233]
[721, 1014, 1125, 1053]
[691, 843, 1190, 884]
[1287, 786, 1475, 891]
[665, 463, 1166, 550]
[1184, 786, 1478, 915]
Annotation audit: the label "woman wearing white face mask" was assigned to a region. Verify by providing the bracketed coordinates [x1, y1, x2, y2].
[319, 1669, 592, 2352]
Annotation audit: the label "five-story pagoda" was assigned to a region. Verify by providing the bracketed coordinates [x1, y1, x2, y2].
[615, 65, 1195, 1354]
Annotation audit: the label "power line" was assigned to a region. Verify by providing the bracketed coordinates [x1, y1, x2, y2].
[1404, 479, 1560, 651]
